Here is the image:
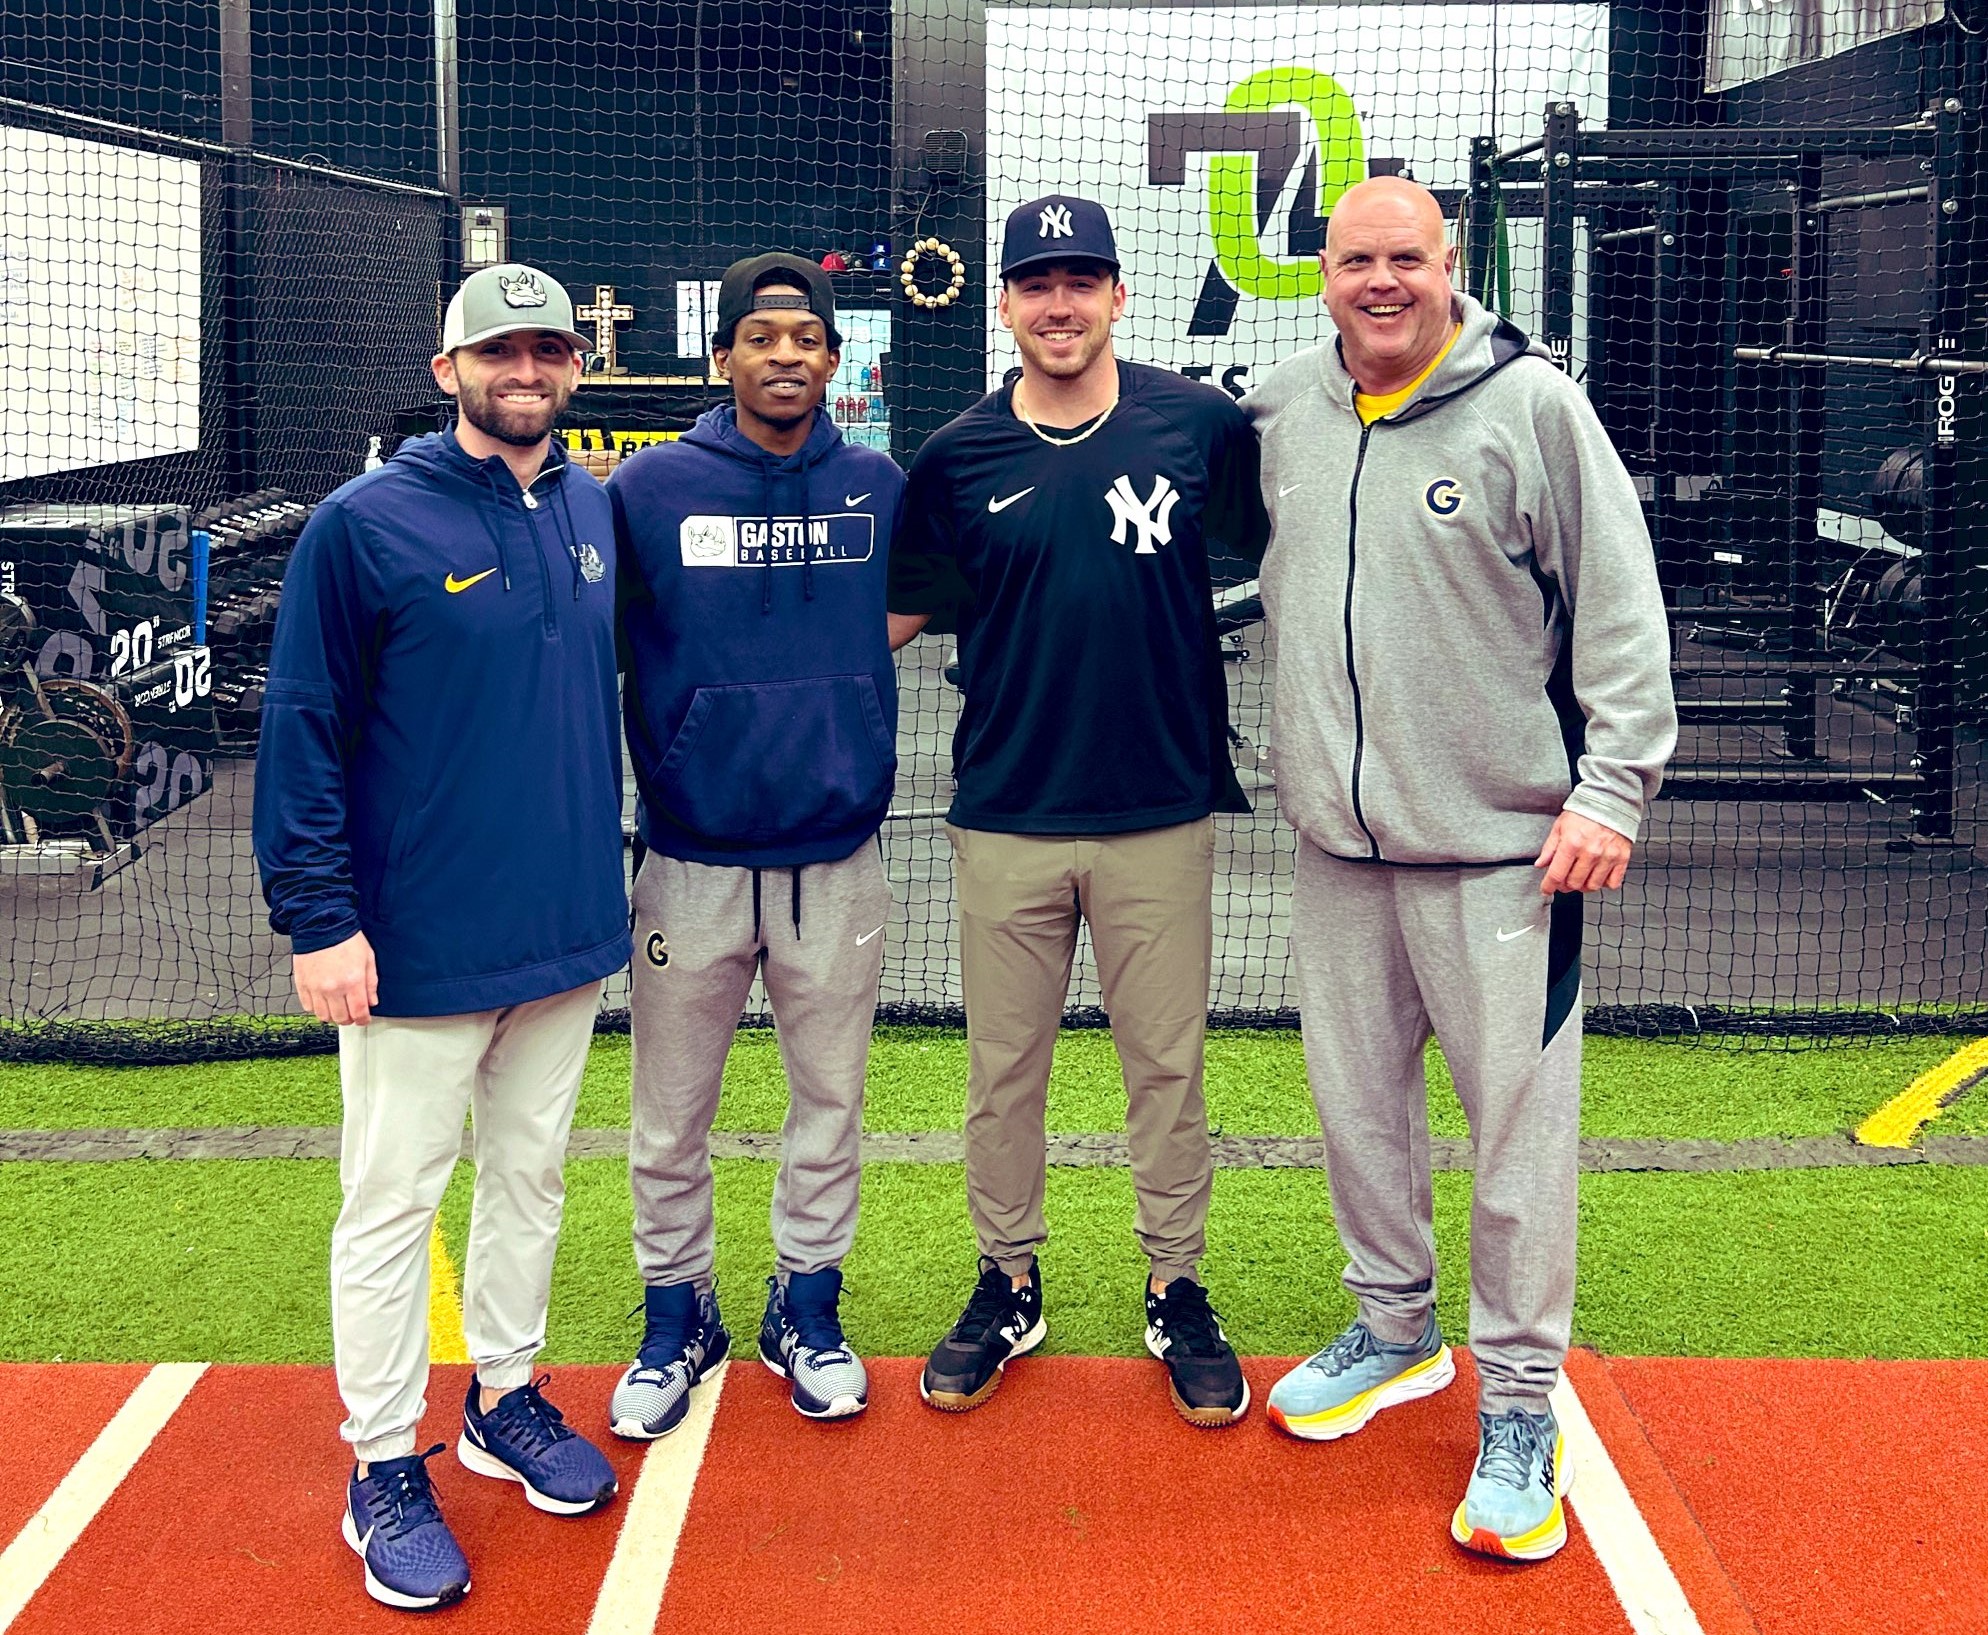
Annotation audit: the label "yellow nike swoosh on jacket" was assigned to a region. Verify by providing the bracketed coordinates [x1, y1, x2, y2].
[444, 568, 497, 594]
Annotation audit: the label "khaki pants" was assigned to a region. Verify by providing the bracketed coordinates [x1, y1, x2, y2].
[332, 982, 601, 1462]
[949, 818, 1215, 1284]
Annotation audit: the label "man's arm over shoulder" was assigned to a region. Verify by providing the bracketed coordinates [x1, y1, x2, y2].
[887, 432, 970, 645]
[1520, 370, 1679, 843]
[251, 499, 380, 954]
[1203, 397, 1268, 572]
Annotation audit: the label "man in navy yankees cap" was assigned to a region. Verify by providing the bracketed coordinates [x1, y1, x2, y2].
[890, 189, 1269, 1427]
[1000, 193, 1121, 281]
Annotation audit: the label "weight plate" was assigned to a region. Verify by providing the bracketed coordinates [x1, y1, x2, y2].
[38, 679, 135, 778]
[0, 713, 120, 831]
[0, 591, 35, 672]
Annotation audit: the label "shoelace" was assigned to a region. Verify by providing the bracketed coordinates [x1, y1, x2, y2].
[784, 1290, 850, 1356]
[632, 1300, 698, 1375]
[481, 1375, 575, 1458]
[951, 1265, 1026, 1345]
[1475, 1411, 1551, 1492]
[364, 1444, 449, 1542]
[1152, 1283, 1228, 1358]
[1306, 1322, 1381, 1376]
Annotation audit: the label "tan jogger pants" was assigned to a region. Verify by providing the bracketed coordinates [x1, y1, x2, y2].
[949, 818, 1215, 1284]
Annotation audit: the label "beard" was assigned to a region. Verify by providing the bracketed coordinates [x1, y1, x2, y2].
[456, 375, 571, 447]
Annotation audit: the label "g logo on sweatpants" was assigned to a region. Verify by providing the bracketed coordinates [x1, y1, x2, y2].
[645, 931, 669, 968]
[1425, 479, 1463, 516]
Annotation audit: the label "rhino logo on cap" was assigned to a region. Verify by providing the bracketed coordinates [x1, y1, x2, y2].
[498, 270, 549, 309]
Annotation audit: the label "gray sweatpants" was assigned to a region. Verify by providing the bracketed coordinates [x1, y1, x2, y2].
[1290, 838, 1583, 1414]
[629, 844, 891, 1290]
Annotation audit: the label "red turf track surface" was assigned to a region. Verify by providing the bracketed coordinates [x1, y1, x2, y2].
[5, 1355, 1987, 1633]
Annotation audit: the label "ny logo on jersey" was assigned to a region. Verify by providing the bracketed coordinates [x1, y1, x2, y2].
[1039, 203, 1074, 239]
[1105, 474, 1179, 554]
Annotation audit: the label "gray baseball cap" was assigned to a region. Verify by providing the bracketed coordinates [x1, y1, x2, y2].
[441, 263, 589, 353]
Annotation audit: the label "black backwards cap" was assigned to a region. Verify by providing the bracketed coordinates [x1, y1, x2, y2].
[713, 252, 841, 351]
[1000, 194, 1120, 280]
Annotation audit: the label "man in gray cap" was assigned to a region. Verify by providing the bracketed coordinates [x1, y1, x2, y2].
[256, 262, 627, 1610]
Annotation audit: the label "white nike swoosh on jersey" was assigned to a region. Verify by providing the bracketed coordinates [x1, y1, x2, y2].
[855, 925, 885, 947]
[1277, 483, 1303, 498]
[1496, 924, 1535, 942]
[845, 492, 871, 508]
[987, 487, 1036, 513]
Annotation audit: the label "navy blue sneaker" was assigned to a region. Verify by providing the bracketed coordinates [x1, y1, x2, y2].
[759, 1268, 869, 1420]
[342, 1445, 471, 1610]
[457, 1374, 618, 1515]
[608, 1281, 730, 1440]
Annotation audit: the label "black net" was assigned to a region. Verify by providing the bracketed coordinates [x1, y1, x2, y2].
[1, 0, 1984, 1060]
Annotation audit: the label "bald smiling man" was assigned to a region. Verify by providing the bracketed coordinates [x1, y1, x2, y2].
[1243, 179, 1677, 1561]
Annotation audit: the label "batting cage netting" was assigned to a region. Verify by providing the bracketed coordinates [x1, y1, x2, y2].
[1, 0, 1984, 1057]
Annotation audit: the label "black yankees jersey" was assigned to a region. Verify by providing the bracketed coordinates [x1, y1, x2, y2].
[890, 360, 1268, 834]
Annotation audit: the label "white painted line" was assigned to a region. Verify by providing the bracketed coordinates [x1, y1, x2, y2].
[1550, 1372, 1705, 1635]
[585, 1363, 729, 1635]
[0, 1362, 208, 1630]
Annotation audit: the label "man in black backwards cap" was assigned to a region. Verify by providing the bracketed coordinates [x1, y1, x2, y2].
[888, 195, 1268, 1425]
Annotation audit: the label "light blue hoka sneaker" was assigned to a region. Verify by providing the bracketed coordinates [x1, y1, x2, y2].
[1266, 1313, 1454, 1441]
[1451, 1406, 1571, 1562]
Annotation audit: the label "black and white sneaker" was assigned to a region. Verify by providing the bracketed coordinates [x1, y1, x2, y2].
[919, 1258, 1046, 1412]
[1146, 1278, 1250, 1427]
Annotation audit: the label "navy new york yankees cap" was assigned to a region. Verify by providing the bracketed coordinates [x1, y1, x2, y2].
[1000, 194, 1120, 280]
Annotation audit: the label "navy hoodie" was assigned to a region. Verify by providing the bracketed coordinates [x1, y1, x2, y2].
[253, 431, 630, 1016]
[611, 404, 904, 868]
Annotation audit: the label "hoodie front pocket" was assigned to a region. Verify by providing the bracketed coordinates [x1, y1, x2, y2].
[652, 675, 895, 847]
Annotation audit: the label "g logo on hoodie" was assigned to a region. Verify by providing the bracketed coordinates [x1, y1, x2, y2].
[1425, 479, 1463, 517]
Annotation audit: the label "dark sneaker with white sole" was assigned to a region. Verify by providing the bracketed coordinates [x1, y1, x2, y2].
[1145, 1277, 1250, 1427]
[458, 1374, 618, 1515]
[758, 1267, 869, 1419]
[342, 1445, 471, 1610]
[608, 1281, 730, 1441]
[920, 1257, 1046, 1412]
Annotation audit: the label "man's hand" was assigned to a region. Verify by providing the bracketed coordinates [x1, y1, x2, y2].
[294, 932, 379, 1026]
[1534, 811, 1633, 895]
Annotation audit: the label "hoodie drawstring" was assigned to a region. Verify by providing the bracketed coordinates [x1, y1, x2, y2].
[800, 459, 816, 603]
[760, 466, 776, 615]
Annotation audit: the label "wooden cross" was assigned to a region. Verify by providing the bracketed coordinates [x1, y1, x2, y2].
[576, 284, 634, 372]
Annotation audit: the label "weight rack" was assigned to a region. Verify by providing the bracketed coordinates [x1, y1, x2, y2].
[1464, 80, 1985, 843]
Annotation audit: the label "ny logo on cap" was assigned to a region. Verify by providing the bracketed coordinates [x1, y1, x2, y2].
[1038, 204, 1074, 240]
[498, 270, 548, 309]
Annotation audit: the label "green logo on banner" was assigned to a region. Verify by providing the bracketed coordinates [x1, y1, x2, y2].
[1148, 66, 1367, 334]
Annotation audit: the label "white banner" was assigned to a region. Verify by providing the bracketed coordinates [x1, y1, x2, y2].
[985, 3, 1608, 394]
[0, 125, 202, 482]
[1707, 0, 1944, 94]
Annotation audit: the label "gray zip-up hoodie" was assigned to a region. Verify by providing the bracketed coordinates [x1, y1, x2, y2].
[1245, 292, 1676, 866]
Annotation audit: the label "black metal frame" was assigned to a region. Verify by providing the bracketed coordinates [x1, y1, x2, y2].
[1471, 84, 1984, 841]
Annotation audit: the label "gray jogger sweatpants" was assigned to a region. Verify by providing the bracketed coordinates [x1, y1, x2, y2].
[1290, 838, 1583, 1413]
[629, 844, 891, 1290]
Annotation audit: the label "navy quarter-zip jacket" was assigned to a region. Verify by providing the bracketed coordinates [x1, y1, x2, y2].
[253, 430, 630, 1016]
[611, 405, 904, 869]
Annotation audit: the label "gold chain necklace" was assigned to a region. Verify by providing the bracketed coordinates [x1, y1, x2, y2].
[1014, 391, 1118, 448]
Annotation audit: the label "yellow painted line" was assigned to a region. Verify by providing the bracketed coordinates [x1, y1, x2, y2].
[1855, 1038, 1988, 1149]
[428, 1219, 469, 1364]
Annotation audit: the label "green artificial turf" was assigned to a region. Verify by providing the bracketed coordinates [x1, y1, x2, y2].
[1924, 1057, 1988, 1136]
[4, 1156, 1984, 1364]
[0, 1028, 1964, 1143]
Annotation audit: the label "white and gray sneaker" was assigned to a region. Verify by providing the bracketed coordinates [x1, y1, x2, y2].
[608, 1281, 729, 1440]
[758, 1267, 869, 1420]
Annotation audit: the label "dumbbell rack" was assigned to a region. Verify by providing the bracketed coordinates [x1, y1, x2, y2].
[0, 493, 310, 886]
